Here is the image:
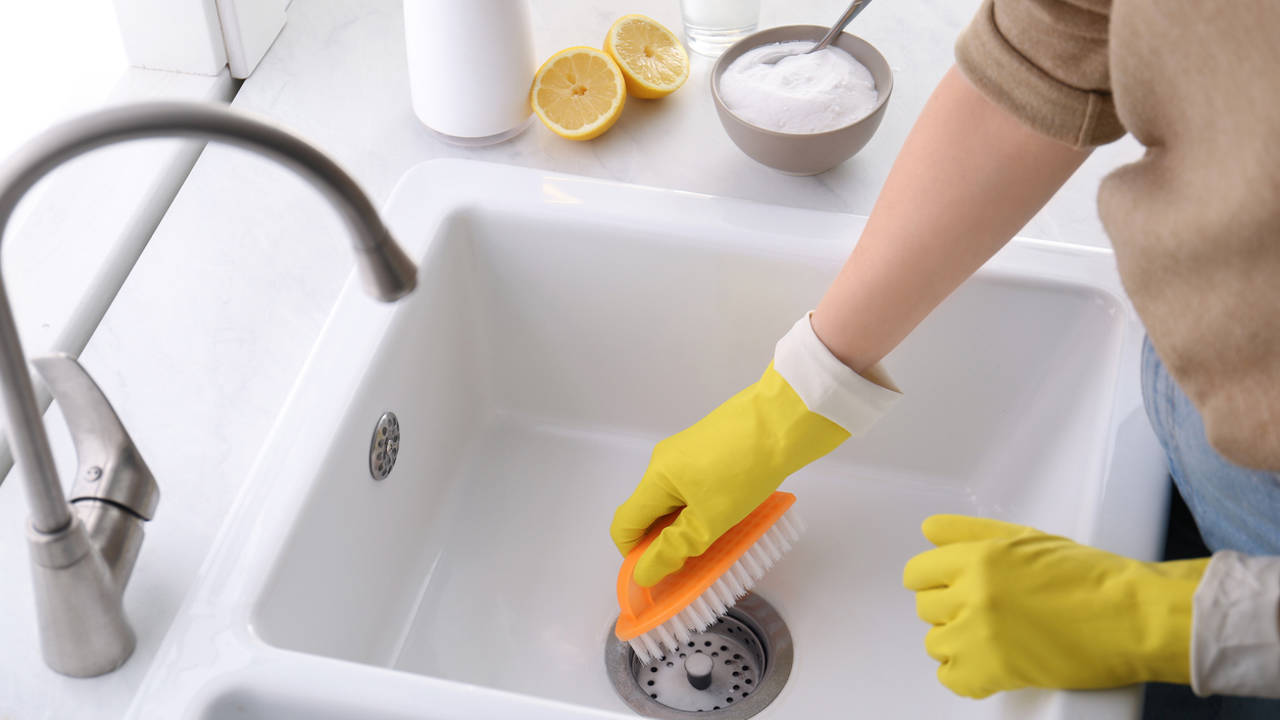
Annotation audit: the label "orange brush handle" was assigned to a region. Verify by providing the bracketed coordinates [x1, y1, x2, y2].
[615, 491, 795, 641]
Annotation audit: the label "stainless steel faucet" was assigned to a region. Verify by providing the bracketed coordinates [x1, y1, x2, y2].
[0, 102, 418, 677]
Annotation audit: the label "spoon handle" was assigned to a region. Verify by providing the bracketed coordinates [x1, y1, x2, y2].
[811, 0, 873, 53]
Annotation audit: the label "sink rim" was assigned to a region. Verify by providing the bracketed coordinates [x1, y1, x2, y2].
[124, 159, 1162, 720]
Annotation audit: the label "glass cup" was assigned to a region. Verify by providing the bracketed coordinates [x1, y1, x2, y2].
[680, 0, 762, 58]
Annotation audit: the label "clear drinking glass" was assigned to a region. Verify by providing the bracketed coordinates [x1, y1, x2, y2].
[680, 0, 762, 58]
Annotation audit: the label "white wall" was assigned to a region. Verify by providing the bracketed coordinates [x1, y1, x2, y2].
[0, 0, 129, 159]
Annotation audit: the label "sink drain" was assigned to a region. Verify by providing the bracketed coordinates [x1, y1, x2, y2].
[369, 412, 400, 480]
[605, 593, 792, 718]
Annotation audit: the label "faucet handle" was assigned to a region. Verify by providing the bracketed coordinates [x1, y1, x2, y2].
[30, 353, 158, 520]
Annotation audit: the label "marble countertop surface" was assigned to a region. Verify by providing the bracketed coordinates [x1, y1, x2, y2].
[0, 0, 1143, 717]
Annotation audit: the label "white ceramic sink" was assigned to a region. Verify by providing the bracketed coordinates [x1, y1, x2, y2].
[127, 160, 1168, 719]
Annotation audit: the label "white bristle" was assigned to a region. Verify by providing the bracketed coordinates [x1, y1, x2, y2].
[689, 608, 709, 631]
[705, 581, 725, 607]
[758, 533, 782, 562]
[670, 617, 693, 645]
[630, 638, 651, 663]
[641, 633, 663, 661]
[679, 609, 699, 631]
[693, 597, 716, 627]
[789, 510, 807, 535]
[688, 605, 707, 630]
[723, 571, 746, 597]
[752, 546, 773, 569]
[712, 579, 735, 605]
[701, 599, 720, 627]
[752, 543, 773, 566]
[768, 526, 793, 554]
[624, 507, 809, 663]
[778, 517, 800, 542]
[656, 624, 678, 651]
[688, 610, 705, 630]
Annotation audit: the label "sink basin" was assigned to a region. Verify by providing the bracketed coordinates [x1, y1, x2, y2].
[127, 160, 1167, 719]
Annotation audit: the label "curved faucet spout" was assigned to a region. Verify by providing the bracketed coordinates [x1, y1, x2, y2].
[0, 101, 417, 533]
[0, 102, 418, 676]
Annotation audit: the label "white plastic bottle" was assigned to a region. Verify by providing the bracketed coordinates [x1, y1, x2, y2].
[403, 0, 536, 145]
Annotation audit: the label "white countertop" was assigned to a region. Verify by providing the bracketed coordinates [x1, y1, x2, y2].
[0, 0, 1143, 717]
[0, 68, 232, 477]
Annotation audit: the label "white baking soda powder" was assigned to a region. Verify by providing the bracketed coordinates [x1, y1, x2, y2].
[719, 41, 878, 134]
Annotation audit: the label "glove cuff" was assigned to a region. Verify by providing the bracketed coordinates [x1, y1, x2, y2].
[1141, 557, 1210, 685]
[773, 312, 902, 436]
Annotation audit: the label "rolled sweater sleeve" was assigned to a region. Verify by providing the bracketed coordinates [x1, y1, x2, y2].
[1192, 551, 1280, 697]
[955, 0, 1124, 147]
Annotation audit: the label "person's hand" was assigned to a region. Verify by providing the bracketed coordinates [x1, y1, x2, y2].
[903, 514, 1209, 698]
[610, 313, 901, 587]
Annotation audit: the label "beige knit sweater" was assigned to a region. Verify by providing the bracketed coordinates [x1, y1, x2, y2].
[956, 0, 1280, 470]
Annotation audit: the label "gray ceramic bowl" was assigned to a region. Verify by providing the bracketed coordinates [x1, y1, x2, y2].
[711, 25, 893, 175]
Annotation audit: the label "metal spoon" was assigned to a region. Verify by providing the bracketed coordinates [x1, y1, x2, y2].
[759, 0, 873, 65]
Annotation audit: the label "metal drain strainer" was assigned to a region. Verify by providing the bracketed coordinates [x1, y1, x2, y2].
[369, 412, 400, 480]
[605, 593, 792, 719]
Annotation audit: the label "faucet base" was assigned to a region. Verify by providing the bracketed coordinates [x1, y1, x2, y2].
[29, 515, 135, 677]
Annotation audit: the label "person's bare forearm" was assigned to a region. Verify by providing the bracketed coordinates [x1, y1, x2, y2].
[812, 66, 1091, 374]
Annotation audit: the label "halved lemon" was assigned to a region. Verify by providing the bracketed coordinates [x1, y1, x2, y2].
[530, 46, 626, 141]
[604, 15, 690, 99]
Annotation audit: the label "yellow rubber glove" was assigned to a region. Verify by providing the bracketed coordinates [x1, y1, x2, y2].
[610, 314, 902, 587]
[903, 514, 1209, 698]
[611, 363, 848, 586]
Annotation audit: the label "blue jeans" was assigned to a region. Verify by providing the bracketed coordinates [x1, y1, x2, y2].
[1141, 336, 1280, 556]
[1139, 336, 1280, 718]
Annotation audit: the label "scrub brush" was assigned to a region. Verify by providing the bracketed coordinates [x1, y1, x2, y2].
[614, 491, 804, 663]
